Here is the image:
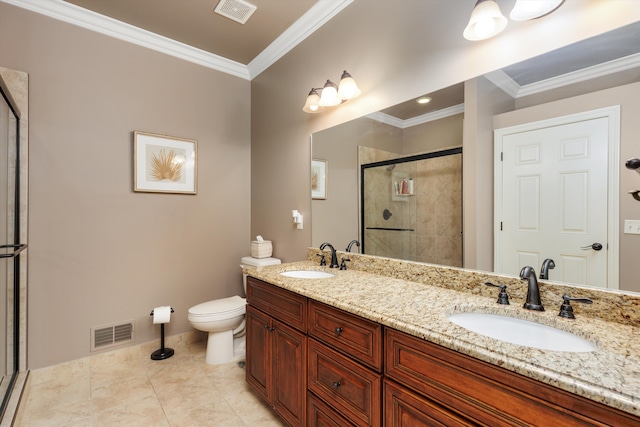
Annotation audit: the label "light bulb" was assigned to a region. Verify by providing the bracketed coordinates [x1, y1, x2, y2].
[318, 80, 341, 107]
[510, 0, 564, 21]
[302, 88, 324, 113]
[463, 0, 507, 41]
[337, 70, 361, 100]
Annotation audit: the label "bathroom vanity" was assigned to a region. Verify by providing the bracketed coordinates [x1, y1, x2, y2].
[245, 251, 640, 426]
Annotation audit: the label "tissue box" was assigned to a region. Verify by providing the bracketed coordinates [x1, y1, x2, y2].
[251, 240, 273, 258]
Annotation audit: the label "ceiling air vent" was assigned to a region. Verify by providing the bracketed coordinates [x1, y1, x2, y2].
[90, 320, 134, 352]
[214, 0, 257, 24]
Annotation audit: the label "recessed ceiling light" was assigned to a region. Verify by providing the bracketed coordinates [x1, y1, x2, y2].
[417, 97, 431, 104]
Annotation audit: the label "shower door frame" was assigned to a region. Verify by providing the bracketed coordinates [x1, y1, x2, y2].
[360, 147, 462, 258]
[0, 79, 26, 421]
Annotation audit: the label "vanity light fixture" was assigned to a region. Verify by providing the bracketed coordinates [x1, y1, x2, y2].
[464, 0, 565, 41]
[510, 0, 564, 21]
[302, 70, 361, 113]
[302, 88, 324, 113]
[463, 0, 508, 41]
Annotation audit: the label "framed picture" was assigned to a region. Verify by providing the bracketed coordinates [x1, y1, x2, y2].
[311, 159, 327, 200]
[134, 131, 197, 194]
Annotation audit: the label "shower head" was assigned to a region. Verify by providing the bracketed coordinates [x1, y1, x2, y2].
[386, 164, 396, 171]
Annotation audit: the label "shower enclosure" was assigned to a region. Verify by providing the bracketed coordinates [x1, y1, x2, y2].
[360, 148, 462, 266]
[0, 76, 27, 420]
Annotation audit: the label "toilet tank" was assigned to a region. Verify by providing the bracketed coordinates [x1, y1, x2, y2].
[240, 256, 281, 294]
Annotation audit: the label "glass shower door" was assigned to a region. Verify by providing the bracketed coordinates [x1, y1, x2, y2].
[0, 83, 25, 418]
[360, 148, 463, 266]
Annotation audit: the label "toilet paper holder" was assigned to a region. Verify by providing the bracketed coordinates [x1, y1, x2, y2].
[149, 307, 175, 360]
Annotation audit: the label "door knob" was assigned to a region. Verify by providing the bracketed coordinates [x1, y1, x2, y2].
[581, 243, 603, 251]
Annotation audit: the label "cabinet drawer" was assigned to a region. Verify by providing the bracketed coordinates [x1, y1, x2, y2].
[308, 300, 382, 371]
[308, 338, 381, 427]
[384, 379, 475, 427]
[307, 392, 353, 427]
[247, 277, 307, 332]
[385, 328, 640, 427]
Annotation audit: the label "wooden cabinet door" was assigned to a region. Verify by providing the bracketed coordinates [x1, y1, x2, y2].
[384, 379, 475, 427]
[272, 319, 307, 427]
[307, 392, 353, 427]
[246, 305, 272, 403]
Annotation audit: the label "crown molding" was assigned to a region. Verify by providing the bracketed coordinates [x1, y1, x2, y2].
[247, 0, 353, 79]
[367, 104, 465, 129]
[366, 111, 405, 128]
[516, 52, 640, 97]
[483, 70, 520, 98]
[2, 0, 352, 81]
[485, 52, 640, 98]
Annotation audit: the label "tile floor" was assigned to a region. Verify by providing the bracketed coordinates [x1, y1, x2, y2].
[17, 334, 287, 426]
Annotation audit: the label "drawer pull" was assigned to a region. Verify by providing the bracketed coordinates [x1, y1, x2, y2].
[334, 327, 344, 336]
[263, 324, 275, 331]
[332, 381, 341, 390]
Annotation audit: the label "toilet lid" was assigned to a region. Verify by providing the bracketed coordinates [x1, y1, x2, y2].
[189, 295, 246, 316]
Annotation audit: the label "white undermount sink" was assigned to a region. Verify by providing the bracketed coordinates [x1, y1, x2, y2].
[280, 270, 335, 279]
[448, 312, 597, 352]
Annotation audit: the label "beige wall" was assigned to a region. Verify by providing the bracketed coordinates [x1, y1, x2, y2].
[251, 1, 640, 265]
[402, 114, 463, 155]
[463, 77, 516, 270]
[0, 4, 251, 368]
[493, 82, 640, 293]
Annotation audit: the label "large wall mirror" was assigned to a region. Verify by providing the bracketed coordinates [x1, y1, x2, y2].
[311, 21, 640, 294]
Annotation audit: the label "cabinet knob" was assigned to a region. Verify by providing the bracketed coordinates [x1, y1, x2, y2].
[334, 327, 343, 336]
[332, 381, 341, 390]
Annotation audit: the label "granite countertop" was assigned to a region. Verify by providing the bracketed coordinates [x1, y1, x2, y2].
[245, 260, 640, 417]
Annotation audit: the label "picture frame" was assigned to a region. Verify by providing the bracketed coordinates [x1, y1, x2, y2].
[311, 159, 327, 200]
[134, 131, 197, 194]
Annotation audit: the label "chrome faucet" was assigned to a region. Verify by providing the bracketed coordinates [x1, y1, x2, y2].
[540, 258, 555, 280]
[319, 242, 339, 268]
[519, 266, 544, 311]
[346, 240, 360, 252]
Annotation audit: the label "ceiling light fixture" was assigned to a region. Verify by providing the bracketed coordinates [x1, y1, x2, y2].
[510, 0, 564, 21]
[416, 97, 432, 104]
[463, 0, 508, 41]
[303, 70, 361, 114]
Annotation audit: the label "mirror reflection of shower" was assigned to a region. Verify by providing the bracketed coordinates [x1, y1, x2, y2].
[360, 148, 462, 266]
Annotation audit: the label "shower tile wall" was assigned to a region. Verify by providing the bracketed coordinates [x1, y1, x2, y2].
[416, 153, 462, 266]
[362, 149, 462, 267]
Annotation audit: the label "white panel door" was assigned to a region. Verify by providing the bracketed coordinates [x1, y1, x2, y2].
[498, 117, 609, 287]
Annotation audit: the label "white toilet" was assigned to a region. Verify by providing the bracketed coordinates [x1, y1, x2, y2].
[188, 256, 281, 365]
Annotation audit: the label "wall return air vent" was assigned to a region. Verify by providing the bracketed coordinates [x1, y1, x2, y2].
[90, 320, 134, 352]
[214, 0, 257, 24]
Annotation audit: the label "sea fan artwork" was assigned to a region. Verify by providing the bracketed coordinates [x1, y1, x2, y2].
[149, 149, 183, 182]
[311, 171, 318, 190]
[134, 131, 196, 194]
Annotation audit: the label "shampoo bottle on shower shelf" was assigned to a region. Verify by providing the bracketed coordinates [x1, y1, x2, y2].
[401, 179, 407, 194]
[408, 178, 414, 195]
